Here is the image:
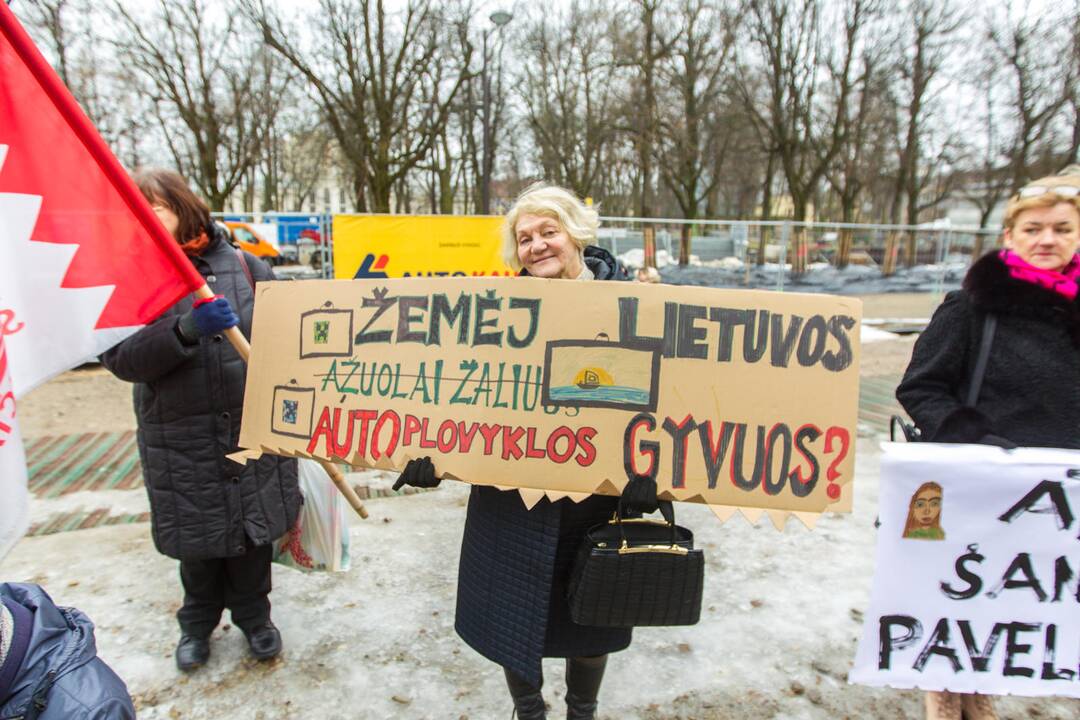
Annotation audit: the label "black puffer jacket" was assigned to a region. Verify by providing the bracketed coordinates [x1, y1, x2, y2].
[100, 226, 300, 560]
[455, 246, 632, 687]
[897, 250, 1080, 449]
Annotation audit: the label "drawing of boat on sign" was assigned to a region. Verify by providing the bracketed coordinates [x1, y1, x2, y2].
[544, 340, 661, 411]
[576, 368, 603, 390]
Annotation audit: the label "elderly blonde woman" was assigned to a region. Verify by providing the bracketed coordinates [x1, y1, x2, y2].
[395, 184, 653, 720]
[897, 171, 1080, 720]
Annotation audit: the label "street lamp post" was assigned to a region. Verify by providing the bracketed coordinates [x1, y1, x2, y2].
[480, 9, 512, 215]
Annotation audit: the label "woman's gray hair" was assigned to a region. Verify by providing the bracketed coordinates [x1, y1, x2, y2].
[502, 182, 599, 271]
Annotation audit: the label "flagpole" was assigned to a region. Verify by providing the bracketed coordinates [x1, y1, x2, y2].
[195, 282, 370, 520]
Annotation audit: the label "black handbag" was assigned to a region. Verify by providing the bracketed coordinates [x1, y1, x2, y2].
[890, 313, 997, 442]
[567, 500, 704, 628]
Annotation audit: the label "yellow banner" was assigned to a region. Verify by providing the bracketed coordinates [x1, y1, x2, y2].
[332, 215, 513, 279]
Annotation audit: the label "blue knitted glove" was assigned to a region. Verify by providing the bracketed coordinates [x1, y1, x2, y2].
[177, 295, 239, 343]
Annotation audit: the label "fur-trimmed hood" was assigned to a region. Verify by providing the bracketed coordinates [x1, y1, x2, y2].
[963, 250, 1080, 345]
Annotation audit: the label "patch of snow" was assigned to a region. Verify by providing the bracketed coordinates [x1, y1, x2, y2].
[860, 326, 902, 343]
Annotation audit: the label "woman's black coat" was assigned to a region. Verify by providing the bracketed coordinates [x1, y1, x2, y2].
[454, 246, 632, 686]
[100, 227, 301, 560]
[897, 250, 1080, 449]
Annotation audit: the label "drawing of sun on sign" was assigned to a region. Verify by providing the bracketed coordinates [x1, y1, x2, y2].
[271, 385, 316, 439]
[299, 307, 354, 359]
[542, 338, 661, 412]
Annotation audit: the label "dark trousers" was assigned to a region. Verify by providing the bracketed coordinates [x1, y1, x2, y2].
[176, 540, 272, 638]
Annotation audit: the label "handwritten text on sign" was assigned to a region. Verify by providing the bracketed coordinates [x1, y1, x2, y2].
[239, 278, 861, 514]
[851, 443, 1080, 698]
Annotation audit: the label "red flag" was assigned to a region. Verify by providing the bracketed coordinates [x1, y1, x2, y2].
[0, 4, 205, 556]
[0, 2, 204, 393]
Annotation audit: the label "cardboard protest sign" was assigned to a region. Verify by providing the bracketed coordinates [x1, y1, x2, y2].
[851, 443, 1080, 698]
[238, 278, 860, 522]
[333, 215, 512, 279]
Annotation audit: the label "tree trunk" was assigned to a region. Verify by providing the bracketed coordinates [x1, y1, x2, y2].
[370, 170, 392, 214]
[438, 166, 454, 214]
[882, 232, 900, 276]
[837, 200, 855, 269]
[679, 224, 691, 266]
[756, 154, 775, 266]
[352, 172, 368, 214]
[904, 231, 918, 269]
[643, 225, 657, 269]
[971, 233, 986, 261]
[790, 198, 809, 276]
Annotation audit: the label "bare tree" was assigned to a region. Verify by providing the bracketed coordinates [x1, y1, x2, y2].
[20, 0, 74, 85]
[1064, 12, 1080, 167]
[735, 0, 870, 272]
[617, 0, 678, 266]
[656, 0, 737, 264]
[112, 0, 277, 210]
[439, 10, 512, 215]
[18, 0, 149, 165]
[826, 31, 892, 267]
[991, 6, 1077, 190]
[517, 1, 626, 199]
[958, 60, 1012, 235]
[247, 0, 473, 213]
[879, 0, 962, 271]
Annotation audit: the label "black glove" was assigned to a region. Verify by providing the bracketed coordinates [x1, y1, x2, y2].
[979, 434, 1018, 450]
[392, 457, 440, 491]
[620, 474, 659, 515]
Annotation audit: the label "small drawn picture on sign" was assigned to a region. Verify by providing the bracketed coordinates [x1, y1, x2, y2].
[271, 385, 316, 439]
[902, 482, 945, 541]
[542, 338, 661, 412]
[281, 399, 299, 425]
[300, 308, 354, 358]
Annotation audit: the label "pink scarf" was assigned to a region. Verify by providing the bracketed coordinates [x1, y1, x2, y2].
[999, 249, 1080, 300]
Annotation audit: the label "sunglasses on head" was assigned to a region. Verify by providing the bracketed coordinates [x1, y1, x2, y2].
[1016, 184, 1080, 200]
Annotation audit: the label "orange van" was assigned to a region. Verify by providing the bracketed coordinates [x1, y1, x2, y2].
[223, 221, 281, 263]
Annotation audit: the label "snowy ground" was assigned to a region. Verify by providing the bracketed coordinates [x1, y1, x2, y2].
[615, 248, 971, 296]
[4, 297, 1077, 719]
[3, 440, 1078, 720]
[656, 262, 968, 296]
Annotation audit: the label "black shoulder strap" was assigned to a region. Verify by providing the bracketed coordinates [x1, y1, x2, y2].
[965, 313, 997, 407]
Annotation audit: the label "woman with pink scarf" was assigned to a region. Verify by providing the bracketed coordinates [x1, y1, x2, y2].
[897, 171, 1080, 720]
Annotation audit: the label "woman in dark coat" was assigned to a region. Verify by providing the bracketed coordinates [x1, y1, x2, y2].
[896, 172, 1080, 720]
[395, 183, 656, 720]
[100, 169, 300, 672]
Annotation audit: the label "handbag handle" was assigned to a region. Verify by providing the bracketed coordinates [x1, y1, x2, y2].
[613, 499, 684, 553]
[889, 415, 920, 442]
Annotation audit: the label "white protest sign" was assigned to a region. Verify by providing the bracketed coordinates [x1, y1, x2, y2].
[850, 443, 1080, 698]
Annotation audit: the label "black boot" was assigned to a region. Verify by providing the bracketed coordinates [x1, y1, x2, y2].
[175, 634, 210, 671]
[504, 667, 546, 720]
[565, 655, 607, 720]
[242, 620, 282, 661]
